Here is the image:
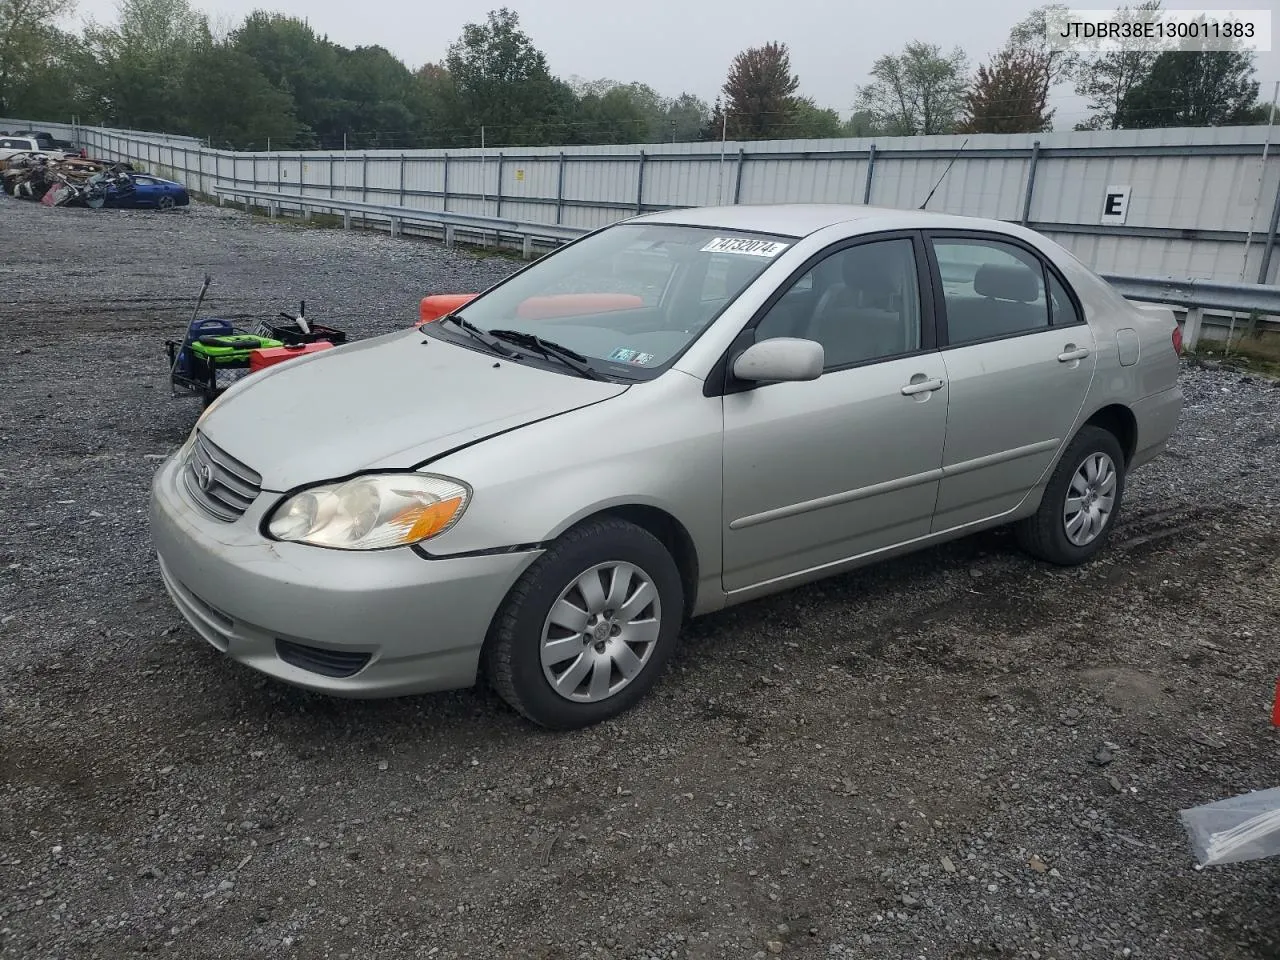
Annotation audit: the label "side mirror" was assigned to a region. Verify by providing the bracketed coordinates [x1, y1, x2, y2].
[732, 338, 824, 383]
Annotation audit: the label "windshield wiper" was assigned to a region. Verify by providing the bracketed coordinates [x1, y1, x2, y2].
[486, 329, 604, 380]
[438, 314, 516, 357]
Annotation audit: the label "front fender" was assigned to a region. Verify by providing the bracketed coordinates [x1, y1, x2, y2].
[419, 371, 724, 608]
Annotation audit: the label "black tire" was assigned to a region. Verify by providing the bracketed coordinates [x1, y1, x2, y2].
[1016, 425, 1126, 566]
[484, 517, 684, 730]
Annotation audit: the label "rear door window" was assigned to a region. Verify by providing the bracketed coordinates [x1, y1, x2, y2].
[931, 238, 1049, 346]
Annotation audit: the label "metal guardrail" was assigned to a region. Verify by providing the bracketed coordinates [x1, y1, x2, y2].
[211, 185, 589, 257]
[1101, 273, 1280, 349]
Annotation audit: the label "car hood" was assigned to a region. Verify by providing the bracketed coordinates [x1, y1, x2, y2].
[199, 329, 629, 491]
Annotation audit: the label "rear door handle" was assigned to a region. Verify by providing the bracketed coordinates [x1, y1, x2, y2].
[1058, 347, 1090, 362]
[901, 377, 946, 396]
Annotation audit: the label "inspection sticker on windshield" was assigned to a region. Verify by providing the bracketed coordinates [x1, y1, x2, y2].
[609, 347, 655, 365]
[700, 237, 790, 258]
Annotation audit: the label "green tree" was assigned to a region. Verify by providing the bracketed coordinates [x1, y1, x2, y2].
[1073, 0, 1162, 130]
[331, 45, 419, 148]
[231, 13, 343, 146]
[1008, 4, 1080, 94]
[569, 80, 708, 144]
[1238, 101, 1274, 124]
[181, 40, 299, 148]
[786, 97, 844, 138]
[1115, 48, 1260, 128]
[572, 81, 658, 143]
[659, 92, 710, 142]
[698, 95, 726, 141]
[721, 41, 800, 139]
[962, 47, 1054, 133]
[1, 26, 91, 119]
[86, 0, 204, 130]
[843, 109, 882, 137]
[444, 7, 572, 146]
[855, 42, 969, 136]
[0, 0, 77, 114]
[412, 61, 456, 147]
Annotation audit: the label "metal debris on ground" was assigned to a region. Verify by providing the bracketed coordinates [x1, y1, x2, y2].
[2, 152, 188, 209]
[2, 153, 137, 207]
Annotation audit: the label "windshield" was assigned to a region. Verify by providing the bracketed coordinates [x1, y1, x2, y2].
[438, 223, 794, 378]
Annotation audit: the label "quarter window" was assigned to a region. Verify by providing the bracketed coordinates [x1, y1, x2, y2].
[755, 238, 922, 369]
[933, 238, 1049, 345]
[1048, 271, 1082, 326]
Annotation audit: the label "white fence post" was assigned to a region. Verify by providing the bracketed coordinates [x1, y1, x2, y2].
[1184, 307, 1204, 351]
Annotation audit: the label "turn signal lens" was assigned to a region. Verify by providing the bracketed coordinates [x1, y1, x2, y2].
[1172, 325, 1184, 356]
[390, 497, 465, 542]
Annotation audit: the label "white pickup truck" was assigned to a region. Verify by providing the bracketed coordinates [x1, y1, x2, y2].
[0, 135, 73, 164]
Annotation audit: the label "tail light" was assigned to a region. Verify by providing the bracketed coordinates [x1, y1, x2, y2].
[1172, 325, 1184, 356]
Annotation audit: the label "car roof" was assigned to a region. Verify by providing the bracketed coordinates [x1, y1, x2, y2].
[630, 203, 1018, 239]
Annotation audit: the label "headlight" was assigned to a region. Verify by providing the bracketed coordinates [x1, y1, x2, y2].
[267, 474, 471, 550]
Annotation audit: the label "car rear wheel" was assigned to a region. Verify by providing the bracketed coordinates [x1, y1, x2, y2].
[1016, 425, 1126, 566]
[484, 517, 683, 729]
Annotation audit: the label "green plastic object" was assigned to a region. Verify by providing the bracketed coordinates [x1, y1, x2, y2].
[190, 333, 283, 364]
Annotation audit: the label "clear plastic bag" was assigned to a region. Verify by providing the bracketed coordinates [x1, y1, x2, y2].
[1180, 786, 1280, 866]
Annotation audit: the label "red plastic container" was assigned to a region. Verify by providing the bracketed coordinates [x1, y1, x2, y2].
[417, 293, 478, 326]
[249, 340, 334, 373]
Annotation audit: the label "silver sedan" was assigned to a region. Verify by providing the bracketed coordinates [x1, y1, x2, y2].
[150, 204, 1184, 728]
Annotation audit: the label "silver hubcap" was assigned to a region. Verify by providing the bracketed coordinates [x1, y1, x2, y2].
[1063, 452, 1117, 546]
[540, 561, 661, 703]
[159, 196, 174, 210]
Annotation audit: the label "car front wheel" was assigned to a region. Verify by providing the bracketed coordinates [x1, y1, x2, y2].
[484, 517, 684, 729]
[1016, 425, 1126, 566]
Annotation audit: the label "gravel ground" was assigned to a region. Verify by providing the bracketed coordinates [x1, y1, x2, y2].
[1, 198, 1279, 960]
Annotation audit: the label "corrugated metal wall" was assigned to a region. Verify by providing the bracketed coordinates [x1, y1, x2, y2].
[5, 118, 1279, 283]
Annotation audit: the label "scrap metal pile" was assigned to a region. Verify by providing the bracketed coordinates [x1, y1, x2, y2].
[2, 154, 137, 208]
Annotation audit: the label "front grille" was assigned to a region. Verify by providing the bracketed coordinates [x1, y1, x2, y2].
[183, 431, 261, 521]
[275, 639, 372, 679]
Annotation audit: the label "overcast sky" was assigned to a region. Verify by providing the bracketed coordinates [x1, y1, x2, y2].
[73, 0, 1280, 127]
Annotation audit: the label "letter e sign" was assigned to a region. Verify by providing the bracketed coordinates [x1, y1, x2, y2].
[1101, 185, 1130, 225]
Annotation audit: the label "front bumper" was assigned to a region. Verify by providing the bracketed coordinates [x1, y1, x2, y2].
[149, 449, 539, 697]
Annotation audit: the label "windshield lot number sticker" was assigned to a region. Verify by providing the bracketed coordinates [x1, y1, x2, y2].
[609, 348, 655, 365]
[700, 237, 789, 257]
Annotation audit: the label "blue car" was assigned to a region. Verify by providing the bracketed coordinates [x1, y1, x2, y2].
[105, 174, 190, 210]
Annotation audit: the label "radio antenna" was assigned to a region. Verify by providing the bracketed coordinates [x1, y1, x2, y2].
[919, 138, 969, 210]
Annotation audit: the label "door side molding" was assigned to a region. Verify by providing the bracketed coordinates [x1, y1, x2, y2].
[729, 466, 946, 530]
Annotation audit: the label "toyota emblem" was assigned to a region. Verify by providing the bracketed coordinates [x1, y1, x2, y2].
[196, 462, 214, 491]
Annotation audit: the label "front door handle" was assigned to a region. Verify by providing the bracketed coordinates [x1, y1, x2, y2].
[1058, 346, 1090, 362]
[901, 377, 946, 396]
